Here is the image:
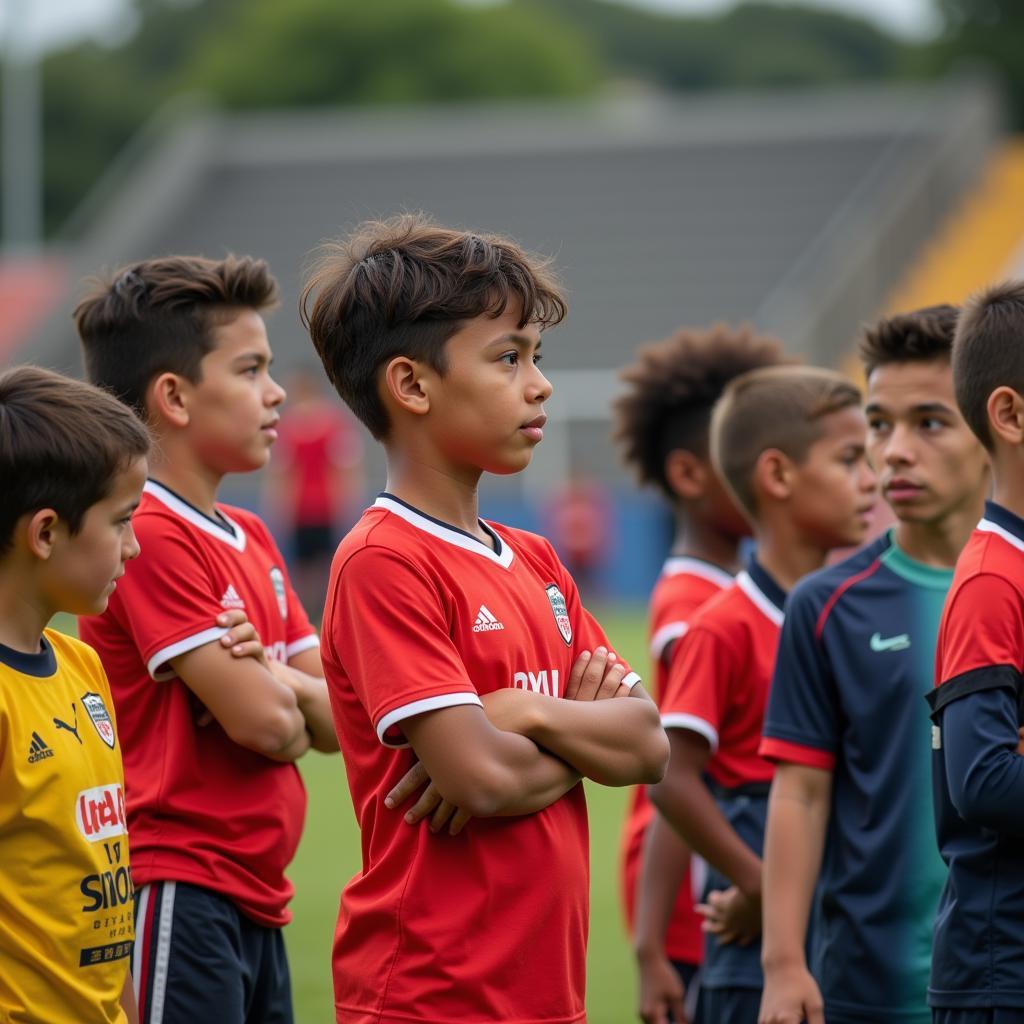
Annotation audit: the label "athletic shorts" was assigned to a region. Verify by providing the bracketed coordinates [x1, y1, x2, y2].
[933, 1011, 1024, 1024]
[132, 880, 293, 1024]
[700, 985, 760, 1024]
[671, 960, 703, 1024]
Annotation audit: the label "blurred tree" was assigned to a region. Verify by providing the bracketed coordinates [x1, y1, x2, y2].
[928, 0, 1024, 125]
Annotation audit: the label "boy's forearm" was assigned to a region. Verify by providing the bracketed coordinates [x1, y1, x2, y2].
[271, 660, 339, 752]
[491, 750, 581, 816]
[523, 687, 668, 786]
[633, 811, 692, 958]
[761, 767, 830, 971]
[119, 967, 139, 1024]
[648, 768, 762, 897]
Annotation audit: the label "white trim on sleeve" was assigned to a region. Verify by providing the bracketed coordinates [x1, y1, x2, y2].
[376, 692, 484, 747]
[285, 634, 320, 659]
[661, 712, 719, 752]
[622, 671, 641, 691]
[146, 627, 230, 680]
[650, 621, 689, 661]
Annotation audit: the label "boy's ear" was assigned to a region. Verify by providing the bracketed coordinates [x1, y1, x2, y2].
[382, 356, 430, 418]
[148, 372, 191, 428]
[24, 508, 62, 560]
[664, 449, 709, 501]
[752, 448, 793, 504]
[987, 386, 1024, 446]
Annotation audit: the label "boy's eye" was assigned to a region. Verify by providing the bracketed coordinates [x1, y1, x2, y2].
[867, 418, 889, 433]
[500, 352, 519, 366]
[920, 417, 944, 432]
[533, 352, 543, 364]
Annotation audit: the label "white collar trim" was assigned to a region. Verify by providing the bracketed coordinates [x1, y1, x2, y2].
[662, 557, 733, 589]
[144, 480, 247, 552]
[374, 496, 515, 569]
[735, 569, 784, 627]
[978, 517, 1024, 553]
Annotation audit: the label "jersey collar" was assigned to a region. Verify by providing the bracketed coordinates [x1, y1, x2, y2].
[144, 480, 247, 552]
[0, 634, 57, 677]
[661, 556, 734, 589]
[735, 557, 786, 626]
[978, 500, 1024, 552]
[374, 494, 515, 569]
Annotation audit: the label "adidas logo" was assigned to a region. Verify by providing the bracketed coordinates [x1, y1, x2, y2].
[28, 731, 54, 764]
[472, 605, 505, 633]
[220, 584, 245, 610]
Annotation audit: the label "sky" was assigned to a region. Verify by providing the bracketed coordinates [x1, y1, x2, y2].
[0, 0, 941, 56]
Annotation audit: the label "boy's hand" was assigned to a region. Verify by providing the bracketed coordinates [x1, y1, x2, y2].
[759, 962, 825, 1024]
[385, 760, 472, 836]
[217, 609, 268, 668]
[697, 885, 761, 946]
[636, 947, 688, 1024]
[563, 646, 629, 701]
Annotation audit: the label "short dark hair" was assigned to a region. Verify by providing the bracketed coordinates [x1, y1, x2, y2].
[0, 365, 150, 555]
[711, 365, 862, 520]
[74, 254, 279, 418]
[953, 280, 1024, 450]
[859, 304, 958, 376]
[613, 323, 787, 498]
[301, 213, 567, 440]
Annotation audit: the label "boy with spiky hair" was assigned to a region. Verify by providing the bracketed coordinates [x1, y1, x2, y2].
[0, 365, 149, 1023]
[926, 281, 1024, 1023]
[649, 365, 877, 1024]
[302, 213, 669, 1024]
[75, 255, 338, 1024]
[758, 304, 990, 1024]
[613, 324, 786, 1024]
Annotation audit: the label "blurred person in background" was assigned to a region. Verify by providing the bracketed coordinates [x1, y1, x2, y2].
[614, 325, 787, 1024]
[544, 473, 613, 601]
[264, 365, 363, 617]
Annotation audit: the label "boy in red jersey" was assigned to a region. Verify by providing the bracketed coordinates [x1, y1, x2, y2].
[301, 214, 670, 1024]
[927, 281, 1024, 1023]
[75, 256, 339, 1024]
[649, 366, 877, 1024]
[613, 325, 787, 1024]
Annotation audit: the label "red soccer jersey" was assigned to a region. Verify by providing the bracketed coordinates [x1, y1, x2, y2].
[322, 495, 640, 1024]
[661, 561, 785, 789]
[619, 557, 732, 964]
[79, 480, 318, 927]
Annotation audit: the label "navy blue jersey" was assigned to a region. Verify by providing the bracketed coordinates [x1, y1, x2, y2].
[762, 531, 951, 1024]
[927, 501, 1024, 1010]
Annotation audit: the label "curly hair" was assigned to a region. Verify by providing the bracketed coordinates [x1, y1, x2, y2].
[613, 324, 787, 498]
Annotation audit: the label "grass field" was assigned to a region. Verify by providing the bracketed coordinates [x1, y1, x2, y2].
[54, 605, 648, 1023]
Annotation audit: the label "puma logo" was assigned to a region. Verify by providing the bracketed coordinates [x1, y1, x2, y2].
[53, 703, 82, 745]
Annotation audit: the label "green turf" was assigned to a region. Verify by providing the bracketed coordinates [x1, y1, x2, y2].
[51, 605, 648, 1023]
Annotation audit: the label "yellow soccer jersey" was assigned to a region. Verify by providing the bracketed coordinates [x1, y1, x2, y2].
[0, 628, 132, 1024]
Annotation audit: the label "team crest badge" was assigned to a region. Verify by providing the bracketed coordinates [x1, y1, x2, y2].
[270, 567, 288, 620]
[545, 584, 573, 646]
[80, 692, 116, 749]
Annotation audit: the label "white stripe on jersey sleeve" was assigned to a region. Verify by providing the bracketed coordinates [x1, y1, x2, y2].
[660, 712, 719, 752]
[285, 634, 320, 659]
[376, 692, 484, 748]
[649, 621, 689, 662]
[622, 671, 641, 691]
[146, 627, 230, 680]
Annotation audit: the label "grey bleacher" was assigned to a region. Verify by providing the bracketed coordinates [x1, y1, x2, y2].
[27, 77, 999, 493]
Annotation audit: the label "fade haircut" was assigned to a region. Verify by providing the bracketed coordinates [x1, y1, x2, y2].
[74, 254, 279, 419]
[859, 304, 958, 376]
[301, 213, 567, 440]
[613, 324, 787, 498]
[0, 366, 149, 555]
[952, 280, 1024, 450]
[711, 365, 862, 520]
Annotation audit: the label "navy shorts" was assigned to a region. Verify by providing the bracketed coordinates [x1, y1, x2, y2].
[132, 880, 293, 1024]
[671, 960, 703, 1024]
[700, 985, 760, 1024]
[933, 1011, 1024, 1024]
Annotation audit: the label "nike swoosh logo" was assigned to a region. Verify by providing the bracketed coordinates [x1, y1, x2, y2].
[870, 632, 911, 652]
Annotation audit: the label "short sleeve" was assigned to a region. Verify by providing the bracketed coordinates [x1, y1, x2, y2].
[928, 574, 1024, 720]
[548, 544, 640, 689]
[108, 519, 229, 680]
[328, 547, 482, 747]
[660, 624, 734, 751]
[760, 585, 838, 771]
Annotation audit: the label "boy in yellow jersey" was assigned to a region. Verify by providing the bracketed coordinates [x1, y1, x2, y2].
[0, 366, 150, 1023]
